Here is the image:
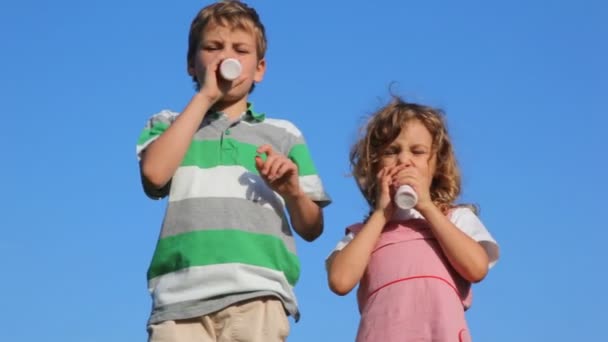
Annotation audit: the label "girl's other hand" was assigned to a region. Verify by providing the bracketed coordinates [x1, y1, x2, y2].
[392, 166, 433, 211]
[375, 165, 406, 218]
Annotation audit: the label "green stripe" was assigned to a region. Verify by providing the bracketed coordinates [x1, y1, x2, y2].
[182, 139, 259, 173]
[137, 121, 170, 146]
[147, 230, 300, 285]
[182, 139, 316, 176]
[288, 144, 317, 176]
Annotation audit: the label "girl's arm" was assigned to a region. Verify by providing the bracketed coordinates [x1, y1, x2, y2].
[395, 162, 490, 283]
[326, 165, 405, 295]
[326, 210, 387, 295]
[418, 203, 489, 283]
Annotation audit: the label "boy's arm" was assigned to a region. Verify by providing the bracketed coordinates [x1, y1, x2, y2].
[254, 144, 325, 241]
[141, 56, 226, 189]
[141, 92, 216, 188]
[283, 191, 324, 242]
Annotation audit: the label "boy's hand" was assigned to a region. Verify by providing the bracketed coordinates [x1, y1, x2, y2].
[255, 144, 301, 199]
[198, 55, 247, 104]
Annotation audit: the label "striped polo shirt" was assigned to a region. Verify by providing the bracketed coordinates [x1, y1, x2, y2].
[136, 103, 331, 324]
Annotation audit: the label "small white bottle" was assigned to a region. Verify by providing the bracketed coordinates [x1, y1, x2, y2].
[219, 58, 242, 81]
[394, 185, 418, 210]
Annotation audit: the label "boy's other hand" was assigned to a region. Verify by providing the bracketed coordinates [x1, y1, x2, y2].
[255, 144, 301, 199]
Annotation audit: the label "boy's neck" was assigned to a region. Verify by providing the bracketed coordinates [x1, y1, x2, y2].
[212, 96, 249, 120]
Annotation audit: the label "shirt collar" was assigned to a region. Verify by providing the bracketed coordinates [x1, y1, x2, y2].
[245, 102, 265, 122]
[208, 102, 265, 122]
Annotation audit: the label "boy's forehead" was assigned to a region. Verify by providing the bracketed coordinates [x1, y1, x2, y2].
[202, 21, 257, 41]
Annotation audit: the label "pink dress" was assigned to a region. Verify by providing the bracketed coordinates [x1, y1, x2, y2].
[348, 218, 473, 342]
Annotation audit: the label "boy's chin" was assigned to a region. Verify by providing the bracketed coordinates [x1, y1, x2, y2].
[221, 86, 251, 103]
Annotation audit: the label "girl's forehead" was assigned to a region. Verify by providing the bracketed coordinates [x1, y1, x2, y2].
[394, 120, 433, 144]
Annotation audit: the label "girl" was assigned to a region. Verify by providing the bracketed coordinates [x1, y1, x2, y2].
[326, 97, 499, 341]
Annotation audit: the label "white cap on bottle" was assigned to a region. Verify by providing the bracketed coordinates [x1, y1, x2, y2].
[394, 185, 418, 210]
[219, 58, 242, 81]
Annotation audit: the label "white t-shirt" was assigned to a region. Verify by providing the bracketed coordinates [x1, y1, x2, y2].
[330, 207, 500, 268]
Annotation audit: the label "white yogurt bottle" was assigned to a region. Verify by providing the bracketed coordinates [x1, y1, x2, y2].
[219, 58, 242, 81]
[394, 185, 418, 210]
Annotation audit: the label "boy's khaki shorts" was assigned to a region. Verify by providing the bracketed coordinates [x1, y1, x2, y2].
[148, 297, 290, 342]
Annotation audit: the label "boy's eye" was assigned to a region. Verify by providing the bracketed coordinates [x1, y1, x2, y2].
[235, 47, 251, 54]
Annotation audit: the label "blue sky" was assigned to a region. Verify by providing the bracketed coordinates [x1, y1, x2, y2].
[1, 0, 606, 341]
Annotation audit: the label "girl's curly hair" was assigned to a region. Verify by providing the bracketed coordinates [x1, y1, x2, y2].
[350, 96, 472, 215]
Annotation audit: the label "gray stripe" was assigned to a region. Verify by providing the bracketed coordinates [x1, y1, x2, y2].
[194, 118, 296, 155]
[161, 197, 296, 253]
[148, 291, 299, 324]
[144, 110, 176, 129]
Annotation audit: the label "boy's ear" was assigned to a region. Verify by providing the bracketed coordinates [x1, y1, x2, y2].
[254, 58, 266, 83]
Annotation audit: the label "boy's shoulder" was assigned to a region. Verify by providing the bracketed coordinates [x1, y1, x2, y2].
[145, 109, 179, 124]
[259, 116, 303, 138]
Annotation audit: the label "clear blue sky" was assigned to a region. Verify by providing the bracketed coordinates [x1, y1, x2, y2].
[1, 0, 606, 341]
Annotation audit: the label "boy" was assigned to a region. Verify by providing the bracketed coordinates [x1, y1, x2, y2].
[136, 1, 331, 341]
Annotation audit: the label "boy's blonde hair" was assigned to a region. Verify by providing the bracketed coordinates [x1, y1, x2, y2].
[350, 96, 470, 215]
[187, 0, 267, 87]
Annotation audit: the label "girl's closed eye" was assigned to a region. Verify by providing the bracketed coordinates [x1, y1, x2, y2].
[382, 146, 399, 156]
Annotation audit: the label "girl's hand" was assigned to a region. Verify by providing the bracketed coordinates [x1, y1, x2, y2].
[375, 165, 406, 218]
[392, 166, 434, 211]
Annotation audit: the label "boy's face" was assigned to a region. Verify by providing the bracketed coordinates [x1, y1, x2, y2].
[189, 24, 266, 101]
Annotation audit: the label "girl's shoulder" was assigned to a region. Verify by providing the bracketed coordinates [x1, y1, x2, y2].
[448, 206, 478, 222]
[345, 222, 365, 235]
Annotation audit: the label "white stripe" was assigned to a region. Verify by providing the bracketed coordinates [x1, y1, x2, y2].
[299, 174, 327, 201]
[149, 263, 297, 308]
[169, 166, 285, 210]
[136, 110, 177, 160]
[136, 135, 160, 161]
[263, 118, 302, 138]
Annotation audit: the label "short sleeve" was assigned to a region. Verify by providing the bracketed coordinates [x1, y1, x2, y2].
[334, 232, 356, 252]
[450, 207, 500, 268]
[324, 223, 363, 270]
[284, 123, 332, 207]
[136, 110, 177, 199]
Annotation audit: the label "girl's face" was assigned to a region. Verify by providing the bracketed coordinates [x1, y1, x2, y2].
[379, 119, 437, 186]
